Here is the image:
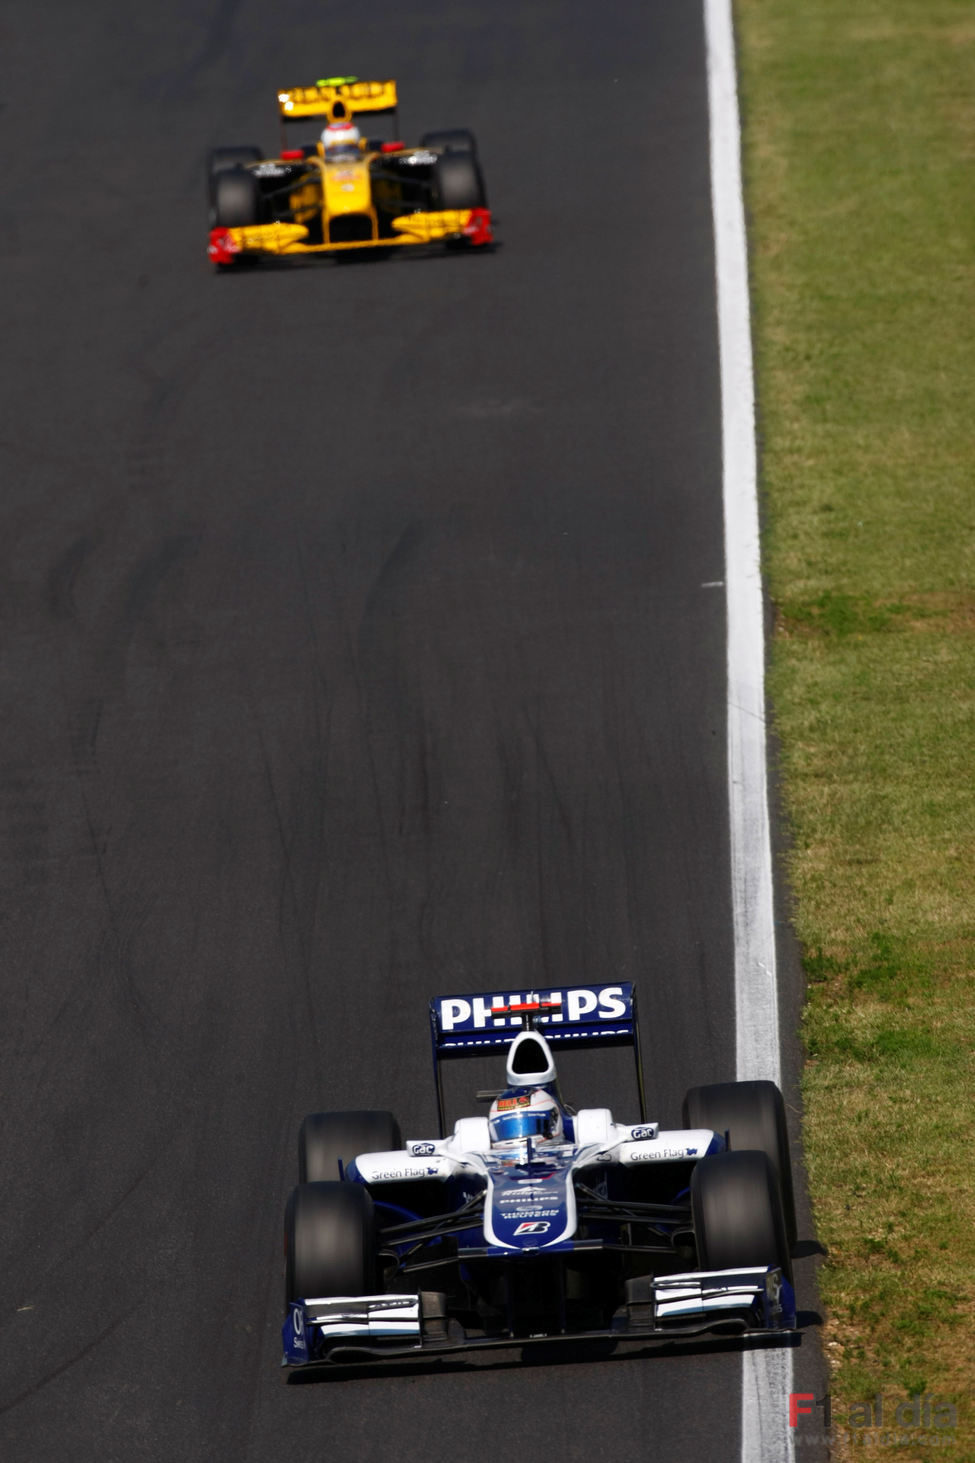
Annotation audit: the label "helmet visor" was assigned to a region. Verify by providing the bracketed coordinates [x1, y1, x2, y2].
[490, 1110, 556, 1144]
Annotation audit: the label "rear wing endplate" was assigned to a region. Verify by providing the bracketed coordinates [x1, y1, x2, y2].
[429, 983, 647, 1134]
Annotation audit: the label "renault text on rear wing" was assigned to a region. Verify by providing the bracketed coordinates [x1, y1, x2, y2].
[277, 77, 398, 122]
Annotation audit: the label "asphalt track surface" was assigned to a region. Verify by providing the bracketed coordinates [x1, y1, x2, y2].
[0, 2, 825, 1458]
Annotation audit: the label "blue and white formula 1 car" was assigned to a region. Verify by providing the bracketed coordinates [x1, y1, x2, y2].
[281, 984, 797, 1369]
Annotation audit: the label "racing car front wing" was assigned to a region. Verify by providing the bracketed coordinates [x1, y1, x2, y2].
[281, 1265, 796, 1368]
[208, 207, 493, 264]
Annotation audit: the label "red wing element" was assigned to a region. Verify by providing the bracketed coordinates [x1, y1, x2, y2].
[208, 228, 241, 265]
[493, 999, 562, 1015]
[463, 207, 493, 246]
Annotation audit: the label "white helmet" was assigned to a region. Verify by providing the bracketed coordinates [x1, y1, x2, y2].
[321, 120, 361, 157]
[489, 1087, 564, 1148]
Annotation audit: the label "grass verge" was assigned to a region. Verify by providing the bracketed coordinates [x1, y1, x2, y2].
[735, 0, 975, 1454]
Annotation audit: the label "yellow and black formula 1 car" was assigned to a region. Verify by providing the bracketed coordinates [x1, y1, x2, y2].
[207, 76, 493, 267]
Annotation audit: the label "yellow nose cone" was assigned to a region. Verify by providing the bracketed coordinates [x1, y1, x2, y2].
[322, 159, 372, 215]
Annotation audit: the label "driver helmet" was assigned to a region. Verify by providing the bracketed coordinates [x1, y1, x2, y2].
[321, 120, 361, 158]
[489, 1087, 564, 1148]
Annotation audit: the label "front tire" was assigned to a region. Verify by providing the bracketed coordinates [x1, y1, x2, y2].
[298, 1110, 401, 1183]
[682, 1079, 797, 1249]
[210, 168, 261, 228]
[433, 151, 487, 210]
[207, 145, 262, 201]
[691, 1150, 792, 1283]
[284, 1181, 377, 1303]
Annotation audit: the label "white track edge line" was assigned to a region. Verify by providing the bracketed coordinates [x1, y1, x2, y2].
[704, 3, 796, 1462]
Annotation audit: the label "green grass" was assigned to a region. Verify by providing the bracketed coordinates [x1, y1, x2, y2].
[736, 0, 975, 1451]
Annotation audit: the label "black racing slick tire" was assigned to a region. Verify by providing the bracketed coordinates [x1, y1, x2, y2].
[206, 145, 262, 200]
[433, 151, 487, 210]
[691, 1150, 793, 1285]
[284, 1182, 377, 1303]
[210, 168, 261, 228]
[420, 127, 478, 157]
[298, 1110, 402, 1183]
[682, 1079, 797, 1250]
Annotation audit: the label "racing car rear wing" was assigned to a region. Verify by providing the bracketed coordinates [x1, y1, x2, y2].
[277, 77, 398, 123]
[429, 983, 647, 1134]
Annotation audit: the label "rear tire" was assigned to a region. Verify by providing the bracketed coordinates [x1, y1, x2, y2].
[692, 1150, 792, 1284]
[299, 1110, 402, 1183]
[682, 1079, 797, 1250]
[433, 151, 487, 210]
[210, 168, 261, 228]
[284, 1181, 377, 1303]
[421, 127, 478, 157]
